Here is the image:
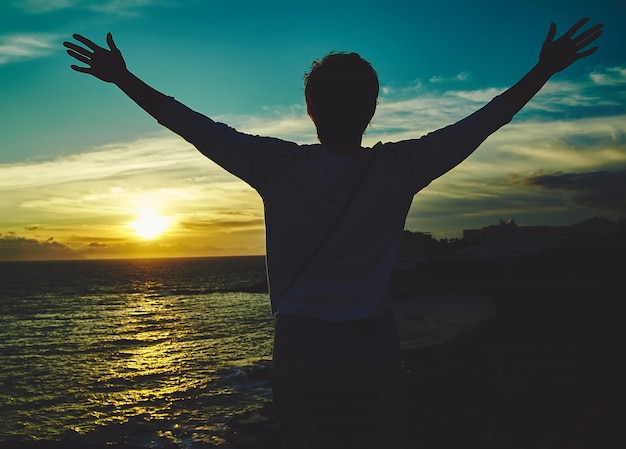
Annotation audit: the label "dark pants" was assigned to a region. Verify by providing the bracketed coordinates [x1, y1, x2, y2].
[272, 310, 409, 449]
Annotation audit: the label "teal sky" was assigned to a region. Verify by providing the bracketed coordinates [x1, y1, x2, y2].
[1, 0, 625, 260]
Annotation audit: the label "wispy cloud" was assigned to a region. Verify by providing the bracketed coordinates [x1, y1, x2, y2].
[12, 0, 173, 15]
[217, 104, 317, 144]
[590, 67, 626, 86]
[11, 0, 75, 13]
[429, 71, 471, 83]
[89, 0, 174, 16]
[0, 33, 59, 64]
[519, 66, 626, 115]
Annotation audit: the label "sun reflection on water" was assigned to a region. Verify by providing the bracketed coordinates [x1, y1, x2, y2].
[81, 290, 273, 444]
[0, 257, 274, 447]
[90, 293, 205, 427]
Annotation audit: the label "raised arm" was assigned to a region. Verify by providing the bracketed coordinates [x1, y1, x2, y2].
[63, 33, 301, 191]
[395, 17, 603, 191]
[500, 17, 603, 114]
[63, 33, 166, 118]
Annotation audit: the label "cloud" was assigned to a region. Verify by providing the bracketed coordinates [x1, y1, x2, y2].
[590, 67, 626, 86]
[1, 133, 232, 193]
[523, 170, 626, 216]
[89, 0, 174, 15]
[0, 33, 59, 64]
[217, 105, 317, 144]
[12, 0, 174, 15]
[11, 0, 74, 13]
[447, 87, 504, 103]
[179, 215, 266, 232]
[0, 234, 81, 261]
[517, 66, 626, 116]
[429, 72, 471, 83]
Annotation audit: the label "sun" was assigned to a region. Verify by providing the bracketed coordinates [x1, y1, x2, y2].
[129, 211, 171, 239]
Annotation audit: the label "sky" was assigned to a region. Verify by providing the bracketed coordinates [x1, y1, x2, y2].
[1, 0, 625, 260]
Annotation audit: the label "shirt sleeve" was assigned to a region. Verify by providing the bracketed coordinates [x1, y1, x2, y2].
[381, 94, 516, 194]
[156, 96, 305, 191]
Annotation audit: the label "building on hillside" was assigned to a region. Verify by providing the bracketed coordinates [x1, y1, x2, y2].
[460, 217, 618, 259]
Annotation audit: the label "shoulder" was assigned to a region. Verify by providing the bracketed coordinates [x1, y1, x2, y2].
[372, 139, 434, 193]
[376, 139, 428, 167]
[249, 142, 318, 191]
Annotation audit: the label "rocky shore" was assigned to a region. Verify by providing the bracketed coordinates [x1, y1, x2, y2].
[396, 234, 624, 448]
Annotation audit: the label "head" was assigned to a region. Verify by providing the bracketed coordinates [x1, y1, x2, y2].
[304, 52, 379, 149]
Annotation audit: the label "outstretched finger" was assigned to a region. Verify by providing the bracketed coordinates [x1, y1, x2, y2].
[63, 41, 92, 57]
[563, 17, 591, 39]
[574, 25, 603, 44]
[573, 23, 603, 42]
[545, 22, 557, 43]
[66, 49, 91, 65]
[72, 34, 102, 51]
[70, 64, 91, 74]
[106, 32, 119, 52]
[576, 29, 603, 51]
[575, 46, 599, 61]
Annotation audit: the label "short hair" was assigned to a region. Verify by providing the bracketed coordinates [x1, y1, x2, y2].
[304, 52, 379, 147]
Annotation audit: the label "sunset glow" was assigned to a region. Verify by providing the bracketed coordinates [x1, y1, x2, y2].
[0, 1, 624, 261]
[129, 210, 171, 240]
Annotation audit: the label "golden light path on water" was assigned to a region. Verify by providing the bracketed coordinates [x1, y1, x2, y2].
[0, 257, 275, 447]
[88, 293, 199, 427]
[81, 288, 274, 440]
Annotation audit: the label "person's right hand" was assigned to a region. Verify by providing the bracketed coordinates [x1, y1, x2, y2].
[63, 33, 127, 83]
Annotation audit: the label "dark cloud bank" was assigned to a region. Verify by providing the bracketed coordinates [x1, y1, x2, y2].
[0, 234, 81, 261]
[524, 169, 626, 217]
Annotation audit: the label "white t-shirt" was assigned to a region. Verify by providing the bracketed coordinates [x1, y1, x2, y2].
[157, 96, 514, 320]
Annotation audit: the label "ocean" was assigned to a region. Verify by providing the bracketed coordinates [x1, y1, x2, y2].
[0, 256, 274, 448]
[0, 256, 496, 448]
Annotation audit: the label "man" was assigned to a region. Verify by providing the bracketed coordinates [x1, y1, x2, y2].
[64, 17, 602, 448]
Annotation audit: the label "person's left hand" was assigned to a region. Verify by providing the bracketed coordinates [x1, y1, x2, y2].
[538, 17, 603, 75]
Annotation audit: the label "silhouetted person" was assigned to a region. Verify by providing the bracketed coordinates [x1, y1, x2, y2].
[64, 17, 602, 449]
